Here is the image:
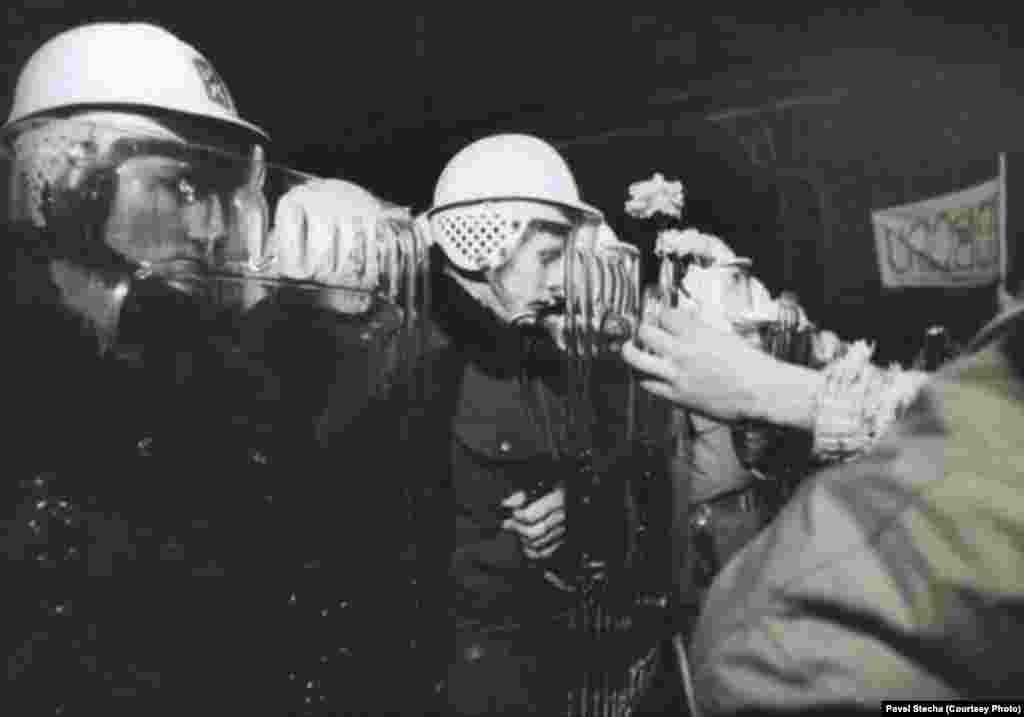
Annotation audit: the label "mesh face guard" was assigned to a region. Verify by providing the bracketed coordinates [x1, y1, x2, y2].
[429, 200, 575, 273]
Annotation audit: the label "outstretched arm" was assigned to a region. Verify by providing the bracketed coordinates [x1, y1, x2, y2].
[622, 306, 929, 464]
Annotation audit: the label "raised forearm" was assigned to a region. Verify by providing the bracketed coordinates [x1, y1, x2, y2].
[744, 360, 824, 432]
[743, 341, 929, 464]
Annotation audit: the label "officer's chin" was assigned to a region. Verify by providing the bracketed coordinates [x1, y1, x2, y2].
[144, 258, 210, 296]
[544, 317, 569, 352]
[513, 300, 563, 325]
[505, 301, 542, 327]
[509, 311, 539, 327]
[534, 309, 568, 352]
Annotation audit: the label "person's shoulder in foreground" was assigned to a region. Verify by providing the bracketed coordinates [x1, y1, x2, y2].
[690, 306, 1024, 714]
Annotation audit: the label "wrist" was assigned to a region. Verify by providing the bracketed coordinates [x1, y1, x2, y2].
[745, 360, 823, 431]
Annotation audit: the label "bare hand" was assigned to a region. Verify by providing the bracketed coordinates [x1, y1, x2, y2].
[501, 486, 566, 560]
[622, 304, 798, 424]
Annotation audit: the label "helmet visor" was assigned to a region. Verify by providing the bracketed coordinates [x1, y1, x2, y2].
[4, 118, 427, 314]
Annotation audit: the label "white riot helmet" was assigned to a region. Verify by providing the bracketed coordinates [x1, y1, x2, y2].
[2, 22, 267, 144]
[3, 22, 272, 263]
[427, 134, 602, 272]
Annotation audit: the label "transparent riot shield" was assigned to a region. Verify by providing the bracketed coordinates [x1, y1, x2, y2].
[558, 230, 673, 716]
[728, 296, 816, 512]
[654, 247, 815, 593]
[3, 118, 432, 714]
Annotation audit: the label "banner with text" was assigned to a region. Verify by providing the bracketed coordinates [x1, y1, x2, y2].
[872, 179, 1003, 288]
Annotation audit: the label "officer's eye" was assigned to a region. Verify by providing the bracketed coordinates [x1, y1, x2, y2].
[177, 177, 199, 204]
[538, 245, 565, 266]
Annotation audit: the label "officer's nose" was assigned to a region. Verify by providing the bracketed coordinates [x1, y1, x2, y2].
[184, 194, 228, 257]
[550, 253, 569, 302]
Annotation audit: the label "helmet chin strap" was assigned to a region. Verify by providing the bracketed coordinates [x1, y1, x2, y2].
[509, 312, 537, 325]
[484, 283, 534, 326]
[444, 265, 537, 326]
[49, 258, 133, 356]
[487, 273, 545, 326]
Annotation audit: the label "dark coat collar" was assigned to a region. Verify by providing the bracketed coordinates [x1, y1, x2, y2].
[429, 269, 564, 387]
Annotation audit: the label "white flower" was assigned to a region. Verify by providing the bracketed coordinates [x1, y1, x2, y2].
[813, 330, 844, 365]
[625, 172, 685, 220]
[654, 228, 746, 267]
[655, 228, 701, 257]
[825, 340, 877, 385]
[744, 276, 778, 321]
[845, 340, 876, 364]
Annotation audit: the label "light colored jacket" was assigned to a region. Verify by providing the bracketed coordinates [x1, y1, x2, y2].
[690, 307, 1024, 713]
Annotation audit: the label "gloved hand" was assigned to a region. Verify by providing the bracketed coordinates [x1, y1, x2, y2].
[269, 178, 383, 291]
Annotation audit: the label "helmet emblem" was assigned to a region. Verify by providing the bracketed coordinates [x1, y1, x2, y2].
[192, 57, 236, 113]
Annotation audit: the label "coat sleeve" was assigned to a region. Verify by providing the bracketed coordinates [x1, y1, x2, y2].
[689, 364, 1024, 714]
[689, 472, 941, 712]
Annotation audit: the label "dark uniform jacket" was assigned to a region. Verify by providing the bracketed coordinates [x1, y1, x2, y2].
[6, 240, 288, 713]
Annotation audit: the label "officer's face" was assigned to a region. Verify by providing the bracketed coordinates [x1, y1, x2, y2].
[489, 219, 571, 324]
[104, 149, 244, 275]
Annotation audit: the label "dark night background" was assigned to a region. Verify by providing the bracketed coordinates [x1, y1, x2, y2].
[3, 2, 1021, 360]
